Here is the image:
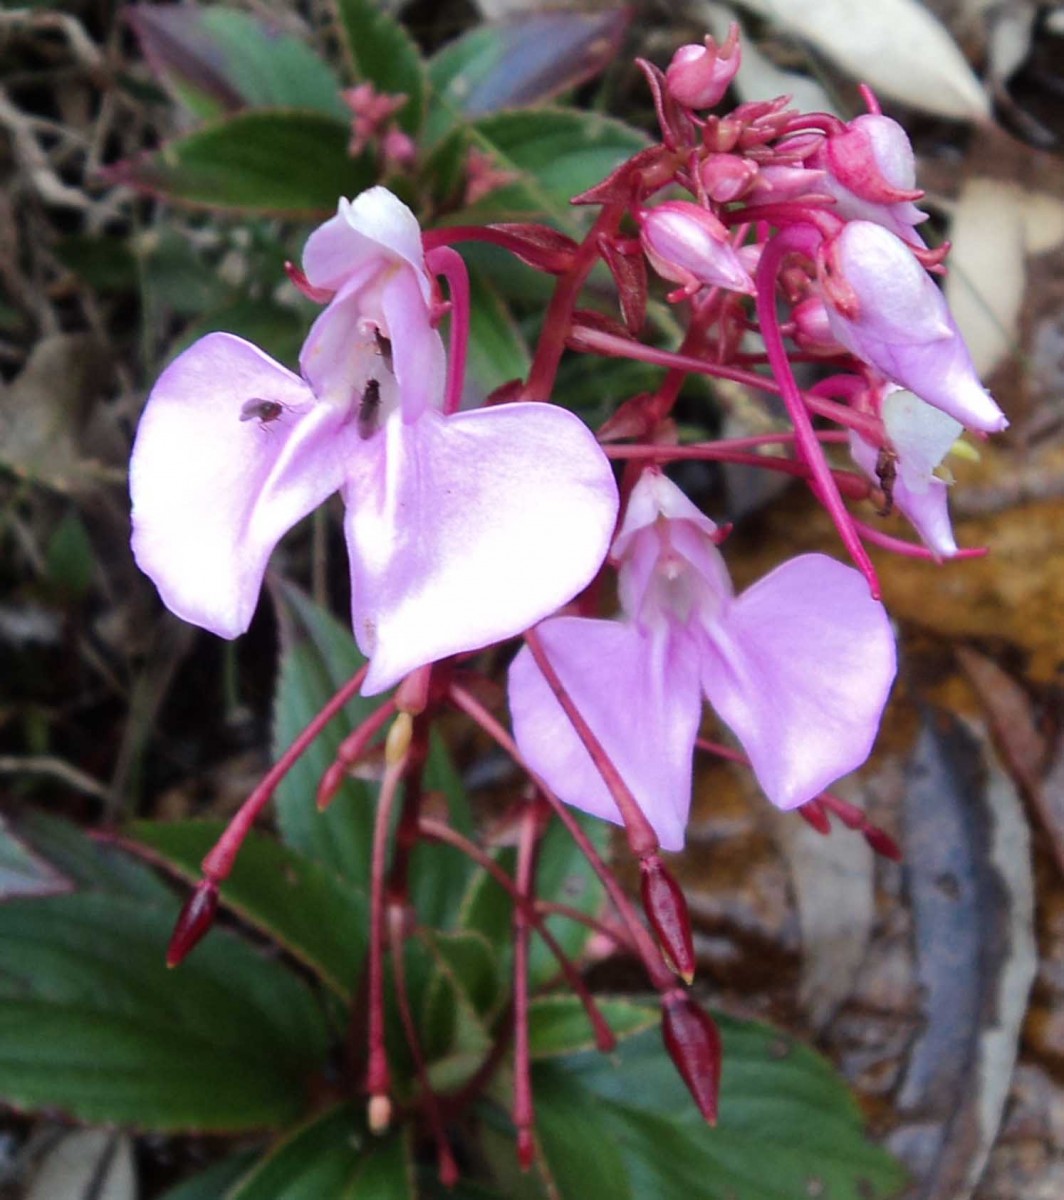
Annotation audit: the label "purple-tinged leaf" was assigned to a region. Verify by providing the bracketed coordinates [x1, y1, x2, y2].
[129, 4, 346, 120]
[0, 816, 71, 901]
[427, 10, 630, 140]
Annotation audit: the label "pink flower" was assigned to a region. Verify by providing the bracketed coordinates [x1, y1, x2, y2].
[820, 221, 1007, 433]
[130, 188, 619, 695]
[665, 25, 741, 110]
[850, 386, 962, 557]
[640, 200, 755, 299]
[508, 472, 896, 849]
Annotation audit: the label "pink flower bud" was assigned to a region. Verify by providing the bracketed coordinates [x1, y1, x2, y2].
[791, 295, 843, 354]
[820, 221, 1007, 432]
[828, 114, 921, 205]
[640, 200, 755, 298]
[641, 854, 696, 983]
[665, 24, 741, 110]
[699, 153, 757, 203]
[662, 989, 722, 1125]
[814, 114, 928, 245]
[749, 163, 827, 204]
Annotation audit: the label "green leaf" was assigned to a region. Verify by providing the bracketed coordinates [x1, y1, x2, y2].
[126, 820, 368, 1000]
[54, 233, 138, 294]
[458, 849, 516, 958]
[227, 1103, 413, 1199]
[0, 887, 328, 1130]
[423, 929, 502, 1025]
[533, 1017, 906, 1200]
[426, 11, 628, 142]
[116, 111, 376, 216]
[526, 995, 657, 1060]
[527, 811, 608, 989]
[157, 1151, 260, 1200]
[335, 0, 427, 135]
[45, 509, 96, 600]
[408, 729, 478, 930]
[384, 931, 492, 1095]
[465, 269, 531, 399]
[450, 109, 648, 230]
[271, 585, 378, 886]
[130, 6, 347, 120]
[530, 1066, 635, 1200]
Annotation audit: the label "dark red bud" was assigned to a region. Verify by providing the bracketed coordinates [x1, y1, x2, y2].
[661, 989, 722, 1125]
[641, 855, 696, 984]
[317, 760, 348, 811]
[166, 880, 219, 967]
[516, 1127, 535, 1171]
[438, 1146, 460, 1187]
[863, 825, 902, 861]
[797, 798, 831, 835]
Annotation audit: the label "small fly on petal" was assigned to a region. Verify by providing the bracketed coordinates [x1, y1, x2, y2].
[358, 378, 382, 440]
[239, 398, 286, 428]
[875, 447, 898, 517]
[374, 328, 394, 371]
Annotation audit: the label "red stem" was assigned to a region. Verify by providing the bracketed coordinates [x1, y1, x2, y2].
[426, 246, 470, 417]
[523, 203, 626, 401]
[572, 325, 885, 445]
[513, 803, 540, 1169]
[202, 664, 368, 882]
[754, 227, 880, 596]
[418, 815, 618, 1050]
[366, 752, 406, 1115]
[447, 682, 674, 991]
[523, 627, 659, 858]
[387, 908, 459, 1185]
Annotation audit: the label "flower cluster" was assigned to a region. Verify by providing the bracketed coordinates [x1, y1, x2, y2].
[132, 24, 1003, 1149]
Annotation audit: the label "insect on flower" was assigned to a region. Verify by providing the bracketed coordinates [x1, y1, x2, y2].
[358, 378, 382, 440]
[373, 328, 393, 370]
[239, 397, 285, 428]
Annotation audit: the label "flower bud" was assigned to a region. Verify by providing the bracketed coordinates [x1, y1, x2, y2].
[791, 296, 843, 354]
[814, 114, 928, 245]
[699, 153, 757, 203]
[661, 989, 722, 1124]
[166, 880, 219, 967]
[749, 163, 827, 204]
[641, 854, 696, 982]
[665, 24, 741, 110]
[820, 222, 1007, 433]
[640, 201, 755, 298]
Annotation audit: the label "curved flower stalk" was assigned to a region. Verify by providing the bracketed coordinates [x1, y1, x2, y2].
[130, 187, 618, 694]
[508, 472, 896, 850]
[848, 385, 964, 558]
